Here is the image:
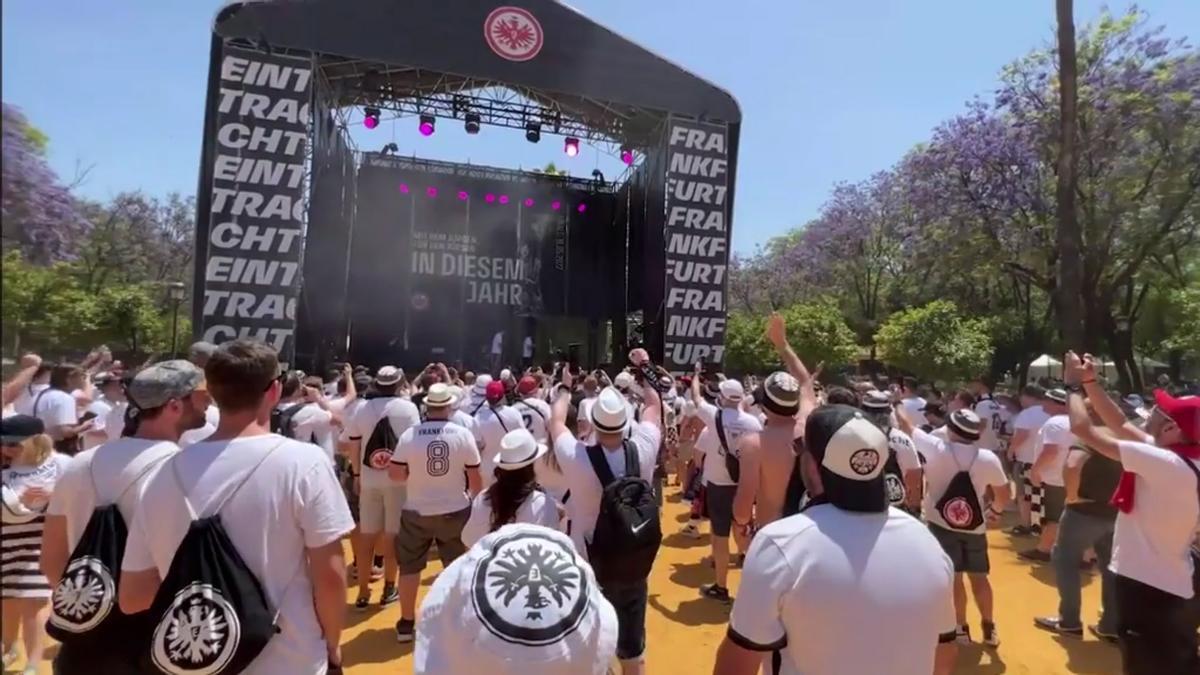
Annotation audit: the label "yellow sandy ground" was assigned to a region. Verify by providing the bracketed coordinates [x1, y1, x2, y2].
[19, 486, 1119, 674]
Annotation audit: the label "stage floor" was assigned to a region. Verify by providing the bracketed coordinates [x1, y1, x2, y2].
[19, 486, 1120, 674]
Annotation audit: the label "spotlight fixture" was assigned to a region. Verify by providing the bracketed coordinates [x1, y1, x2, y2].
[498, 195, 510, 205]
[464, 112, 481, 135]
[381, 142, 398, 155]
[426, 187, 438, 198]
[525, 122, 541, 143]
[418, 114, 436, 137]
[564, 137, 580, 158]
[620, 146, 635, 165]
[398, 183, 410, 194]
[363, 107, 381, 130]
[576, 203, 587, 213]
[551, 201, 562, 211]
[523, 198, 535, 207]
[457, 191, 469, 201]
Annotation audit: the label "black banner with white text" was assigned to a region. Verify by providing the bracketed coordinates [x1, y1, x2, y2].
[662, 118, 730, 373]
[197, 45, 311, 363]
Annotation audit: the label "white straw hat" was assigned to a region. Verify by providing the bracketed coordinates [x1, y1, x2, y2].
[590, 387, 630, 434]
[496, 429, 547, 470]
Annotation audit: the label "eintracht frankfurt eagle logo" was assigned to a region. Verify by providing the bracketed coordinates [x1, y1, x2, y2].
[471, 530, 587, 646]
[484, 7, 544, 62]
[152, 582, 241, 675]
[50, 556, 116, 633]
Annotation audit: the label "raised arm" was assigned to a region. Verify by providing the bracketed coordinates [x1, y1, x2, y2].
[1078, 353, 1147, 443]
[548, 367, 574, 441]
[2, 353, 41, 407]
[1064, 352, 1121, 461]
[765, 312, 812, 386]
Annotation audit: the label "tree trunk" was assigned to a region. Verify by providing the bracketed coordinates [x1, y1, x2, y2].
[1054, 0, 1084, 347]
[1105, 323, 1142, 394]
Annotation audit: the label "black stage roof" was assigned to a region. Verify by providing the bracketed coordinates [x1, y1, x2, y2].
[215, 0, 741, 146]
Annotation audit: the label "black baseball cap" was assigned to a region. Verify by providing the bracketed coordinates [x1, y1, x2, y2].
[1, 415, 45, 445]
[804, 405, 889, 513]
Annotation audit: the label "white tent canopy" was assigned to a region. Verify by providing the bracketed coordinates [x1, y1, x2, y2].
[1028, 354, 1063, 380]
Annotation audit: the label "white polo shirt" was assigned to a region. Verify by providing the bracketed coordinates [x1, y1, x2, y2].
[729, 503, 956, 675]
[1111, 438, 1200, 599]
[695, 401, 763, 486]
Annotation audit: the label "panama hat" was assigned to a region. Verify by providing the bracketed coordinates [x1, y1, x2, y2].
[496, 429, 548, 470]
[590, 387, 630, 434]
[424, 383, 457, 408]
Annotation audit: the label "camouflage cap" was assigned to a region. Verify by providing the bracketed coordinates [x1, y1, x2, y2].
[127, 359, 205, 410]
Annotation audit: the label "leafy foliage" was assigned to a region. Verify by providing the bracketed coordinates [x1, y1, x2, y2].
[725, 301, 859, 375]
[874, 301, 994, 383]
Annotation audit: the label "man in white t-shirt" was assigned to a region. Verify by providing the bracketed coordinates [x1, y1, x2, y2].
[546, 354, 662, 675]
[1062, 352, 1199, 674]
[575, 375, 600, 440]
[898, 407, 1009, 648]
[341, 365, 420, 609]
[273, 373, 338, 462]
[1021, 389, 1070, 563]
[1006, 385, 1051, 536]
[972, 378, 1011, 454]
[491, 331, 504, 373]
[690, 371, 762, 604]
[899, 376, 928, 427]
[41, 360, 205, 672]
[33, 363, 93, 452]
[118, 339, 355, 675]
[513, 376, 551, 443]
[861, 391, 923, 513]
[388, 383, 482, 644]
[10, 361, 51, 417]
[79, 373, 124, 450]
[715, 404, 958, 675]
[473, 381, 524, 487]
[521, 335, 534, 369]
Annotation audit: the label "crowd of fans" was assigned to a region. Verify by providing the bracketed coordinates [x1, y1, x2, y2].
[0, 318, 1197, 675]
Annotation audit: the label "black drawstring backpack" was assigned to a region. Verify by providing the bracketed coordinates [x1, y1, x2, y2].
[47, 454, 169, 673]
[882, 450, 907, 508]
[144, 440, 295, 674]
[933, 449, 984, 531]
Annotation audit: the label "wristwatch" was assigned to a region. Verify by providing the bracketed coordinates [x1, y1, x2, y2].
[1066, 383, 1084, 394]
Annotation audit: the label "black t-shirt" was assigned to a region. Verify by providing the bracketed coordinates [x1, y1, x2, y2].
[1067, 445, 1122, 518]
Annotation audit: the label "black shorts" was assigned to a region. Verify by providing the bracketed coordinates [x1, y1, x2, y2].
[1042, 485, 1066, 523]
[394, 507, 470, 574]
[705, 482, 737, 537]
[601, 580, 649, 660]
[929, 523, 990, 574]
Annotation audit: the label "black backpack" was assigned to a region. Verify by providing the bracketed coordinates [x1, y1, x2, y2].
[269, 403, 307, 440]
[882, 450, 907, 507]
[47, 455, 168, 672]
[585, 441, 661, 584]
[715, 412, 741, 483]
[143, 441, 288, 674]
[362, 400, 403, 471]
[933, 450, 984, 531]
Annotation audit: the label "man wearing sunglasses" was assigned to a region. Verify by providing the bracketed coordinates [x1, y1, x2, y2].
[1063, 351, 1200, 675]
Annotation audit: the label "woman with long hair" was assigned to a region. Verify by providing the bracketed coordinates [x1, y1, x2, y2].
[462, 428, 561, 547]
[1, 415, 72, 673]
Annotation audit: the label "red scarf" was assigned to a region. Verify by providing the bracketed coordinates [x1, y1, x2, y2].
[1111, 442, 1200, 514]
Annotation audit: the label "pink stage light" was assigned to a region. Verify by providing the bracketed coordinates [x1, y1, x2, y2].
[499, 195, 510, 205]
[551, 201, 561, 210]
[457, 191, 469, 201]
[564, 137, 580, 158]
[364, 116, 379, 130]
[485, 194, 496, 203]
[398, 183, 410, 194]
[620, 148, 634, 165]
[524, 198, 535, 207]
[426, 187, 438, 197]
[418, 114, 436, 137]
[577, 203, 587, 213]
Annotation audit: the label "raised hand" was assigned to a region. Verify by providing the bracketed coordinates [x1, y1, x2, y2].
[1080, 353, 1099, 383]
[766, 312, 787, 348]
[1064, 351, 1084, 385]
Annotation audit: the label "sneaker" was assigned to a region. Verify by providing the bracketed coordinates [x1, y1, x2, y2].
[395, 618, 415, 643]
[370, 565, 384, 582]
[1018, 548, 1052, 563]
[1088, 625, 1119, 644]
[700, 583, 732, 604]
[955, 625, 972, 645]
[1034, 616, 1083, 637]
[1005, 525, 1033, 536]
[681, 522, 702, 539]
[379, 583, 399, 606]
[982, 622, 1000, 648]
[354, 595, 370, 610]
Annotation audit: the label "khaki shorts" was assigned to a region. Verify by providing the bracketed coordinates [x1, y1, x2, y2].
[394, 507, 471, 574]
[359, 484, 405, 535]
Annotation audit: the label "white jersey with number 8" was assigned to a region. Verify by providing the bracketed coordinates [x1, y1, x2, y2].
[392, 420, 481, 516]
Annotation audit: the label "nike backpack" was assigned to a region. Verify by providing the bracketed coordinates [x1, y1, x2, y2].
[142, 442, 288, 674]
[47, 456, 169, 672]
[585, 441, 662, 584]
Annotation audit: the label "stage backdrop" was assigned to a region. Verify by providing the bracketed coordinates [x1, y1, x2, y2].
[349, 159, 620, 368]
[193, 44, 312, 364]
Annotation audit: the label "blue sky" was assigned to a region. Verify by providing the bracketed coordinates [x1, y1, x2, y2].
[3, 1, 1198, 253]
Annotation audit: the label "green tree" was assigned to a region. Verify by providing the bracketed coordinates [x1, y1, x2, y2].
[1163, 284, 1200, 358]
[725, 301, 859, 374]
[0, 251, 99, 354]
[874, 300, 994, 383]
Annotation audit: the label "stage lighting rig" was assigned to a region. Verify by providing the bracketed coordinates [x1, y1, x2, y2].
[525, 122, 541, 143]
[620, 146, 635, 165]
[418, 114, 436, 136]
[363, 107, 381, 129]
[564, 137, 580, 158]
[381, 142, 399, 155]
[464, 112, 481, 135]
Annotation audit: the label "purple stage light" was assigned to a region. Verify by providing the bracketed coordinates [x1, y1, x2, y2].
[457, 190, 469, 201]
[620, 148, 634, 165]
[485, 193, 496, 203]
[398, 183, 410, 194]
[418, 114, 436, 137]
[551, 201, 562, 211]
[426, 187, 438, 197]
[564, 137, 580, 158]
[363, 107, 380, 130]
[577, 203, 587, 213]
[499, 195, 509, 205]
[524, 198, 534, 207]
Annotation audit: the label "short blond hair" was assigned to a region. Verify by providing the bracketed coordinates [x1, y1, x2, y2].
[12, 433, 53, 466]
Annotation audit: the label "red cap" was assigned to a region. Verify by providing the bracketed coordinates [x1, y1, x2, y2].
[486, 380, 507, 403]
[517, 376, 539, 396]
[1154, 389, 1199, 442]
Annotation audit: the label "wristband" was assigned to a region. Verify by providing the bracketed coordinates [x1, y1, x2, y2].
[1080, 379, 1097, 385]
